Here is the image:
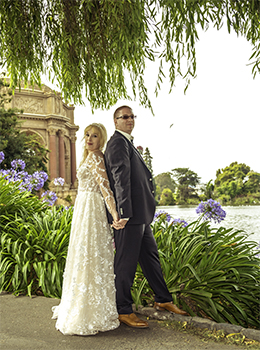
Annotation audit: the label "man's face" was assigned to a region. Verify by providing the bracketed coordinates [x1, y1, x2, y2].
[114, 107, 135, 134]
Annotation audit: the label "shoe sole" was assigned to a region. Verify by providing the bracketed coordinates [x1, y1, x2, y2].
[119, 321, 149, 329]
[154, 305, 188, 315]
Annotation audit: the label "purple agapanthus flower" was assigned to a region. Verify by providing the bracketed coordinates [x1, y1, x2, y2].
[41, 191, 57, 206]
[196, 199, 226, 223]
[54, 177, 65, 186]
[0, 169, 14, 181]
[38, 171, 48, 182]
[171, 218, 188, 227]
[0, 151, 4, 164]
[153, 210, 172, 222]
[31, 174, 45, 191]
[1, 163, 47, 192]
[11, 159, 26, 170]
[19, 172, 32, 191]
[30, 171, 48, 191]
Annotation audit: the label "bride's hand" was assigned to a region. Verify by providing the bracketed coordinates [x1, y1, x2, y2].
[112, 218, 128, 230]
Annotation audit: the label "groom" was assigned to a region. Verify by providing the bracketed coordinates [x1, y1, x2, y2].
[104, 106, 187, 328]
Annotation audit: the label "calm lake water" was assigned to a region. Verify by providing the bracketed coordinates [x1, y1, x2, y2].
[156, 205, 260, 243]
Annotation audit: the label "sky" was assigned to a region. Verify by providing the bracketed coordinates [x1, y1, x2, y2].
[46, 25, 260, 184]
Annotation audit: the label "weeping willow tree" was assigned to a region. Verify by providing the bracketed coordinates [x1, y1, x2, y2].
[0, 0, 259, 111]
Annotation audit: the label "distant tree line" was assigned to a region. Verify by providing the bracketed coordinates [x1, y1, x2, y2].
[155, 168, 201, 206]
[141, 146, 260, 206]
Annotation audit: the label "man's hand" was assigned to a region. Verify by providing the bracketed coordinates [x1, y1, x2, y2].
[112, 218, 128, 230]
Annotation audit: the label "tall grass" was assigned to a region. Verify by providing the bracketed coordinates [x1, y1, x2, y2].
[131, 215, 260, 328]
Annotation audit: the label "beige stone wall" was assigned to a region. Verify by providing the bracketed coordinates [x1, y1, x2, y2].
[2, 81, 79, 204]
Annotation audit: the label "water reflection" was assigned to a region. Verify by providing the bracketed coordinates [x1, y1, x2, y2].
[157, 205, 260, 243]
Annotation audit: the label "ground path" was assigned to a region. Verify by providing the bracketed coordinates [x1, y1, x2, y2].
[0, 294, 258, 350]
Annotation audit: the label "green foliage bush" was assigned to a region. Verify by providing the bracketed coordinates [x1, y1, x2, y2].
[217, 193, 260, 206]
[131, 214, 260, 329]
[0, 177, 73, 297]
[159, 188, 175, 206]
[214, 163, 260, 204]
[1, 177, 259, 329]
[217, 194, 231, 205]
[230, 194, 260, 206]
[186, 198, 200, 205]
[0, 176, 48, 227]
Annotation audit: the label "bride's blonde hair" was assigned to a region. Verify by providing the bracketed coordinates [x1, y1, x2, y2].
[79, 123, 107, 167]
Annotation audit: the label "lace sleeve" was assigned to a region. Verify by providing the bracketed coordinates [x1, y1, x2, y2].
[88, 151, 117, 215]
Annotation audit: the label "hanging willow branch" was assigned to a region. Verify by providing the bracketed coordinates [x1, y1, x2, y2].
[0, 0, 259, 111]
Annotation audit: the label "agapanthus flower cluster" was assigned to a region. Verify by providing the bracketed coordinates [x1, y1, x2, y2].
[11, 159, 26, 170]
[41, 191, 57, 206]
[153, 210, 188, 227]
[0, 153, 48, 193]
[30, 171, 49, 191]
[196, 199, 226, 223]
[0, 151, 4, 164]
[153, 210, 172, 222]
[171, 218, 188, 228]
[54, 177, 65, 186]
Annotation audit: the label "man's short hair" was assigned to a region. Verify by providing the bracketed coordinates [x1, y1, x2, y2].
[113, 105, 132, 120]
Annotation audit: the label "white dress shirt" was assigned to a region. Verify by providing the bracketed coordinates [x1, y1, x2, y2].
[116, 129, 134, 143]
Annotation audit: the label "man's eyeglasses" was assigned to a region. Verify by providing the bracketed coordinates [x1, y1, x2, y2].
[116, 114, 137, 120]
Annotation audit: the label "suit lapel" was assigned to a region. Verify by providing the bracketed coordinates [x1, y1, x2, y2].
[132, 143, 148, 167]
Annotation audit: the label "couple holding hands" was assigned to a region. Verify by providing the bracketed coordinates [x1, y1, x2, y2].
[52, 105, 187, 336]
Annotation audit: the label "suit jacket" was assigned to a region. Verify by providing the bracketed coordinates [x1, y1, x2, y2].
[104, 131, 156, 225]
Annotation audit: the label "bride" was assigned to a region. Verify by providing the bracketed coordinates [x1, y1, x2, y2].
[52, 123, 120, 335]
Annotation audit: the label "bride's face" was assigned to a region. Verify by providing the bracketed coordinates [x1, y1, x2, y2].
[85, 128, 100, 152]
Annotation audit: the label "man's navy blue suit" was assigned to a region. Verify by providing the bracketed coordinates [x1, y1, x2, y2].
[105, 131, 172, 314]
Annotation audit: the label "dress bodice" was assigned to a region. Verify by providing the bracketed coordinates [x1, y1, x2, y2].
[77, 156, 100, 194]
[77, 151, 116, 215]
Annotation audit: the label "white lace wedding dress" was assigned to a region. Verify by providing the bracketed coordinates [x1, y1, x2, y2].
[52, 151, 119, 335]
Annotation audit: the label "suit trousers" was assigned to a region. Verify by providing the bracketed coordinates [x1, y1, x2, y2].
[114, 223, 172, 314]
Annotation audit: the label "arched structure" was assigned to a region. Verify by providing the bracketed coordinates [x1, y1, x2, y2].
[21, 129, 45, 145]
[5, 82, 79, 203]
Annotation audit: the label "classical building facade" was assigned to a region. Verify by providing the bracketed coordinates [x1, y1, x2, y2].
[4, 81, 79, 203]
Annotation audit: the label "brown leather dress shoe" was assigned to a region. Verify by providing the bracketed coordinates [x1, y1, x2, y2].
[154, 301, 188, 316]
[118, 313, 149, 328]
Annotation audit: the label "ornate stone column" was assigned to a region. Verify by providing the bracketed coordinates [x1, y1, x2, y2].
[70, 135, 77, 186]
[48, 128, 58, 180]
[58, 130, 66, 180]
